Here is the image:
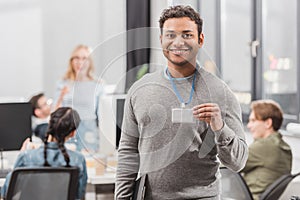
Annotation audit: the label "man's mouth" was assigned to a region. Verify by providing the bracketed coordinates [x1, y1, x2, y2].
[168, 48, 190, 55]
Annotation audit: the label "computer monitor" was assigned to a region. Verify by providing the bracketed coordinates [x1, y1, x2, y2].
[99, 94, 126, 154]
[116, 98, 125, 149]
[0, 102, 32, 151]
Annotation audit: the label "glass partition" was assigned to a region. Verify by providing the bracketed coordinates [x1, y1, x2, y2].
[220, 0, 252, 115]
[262, 0, 298, 121]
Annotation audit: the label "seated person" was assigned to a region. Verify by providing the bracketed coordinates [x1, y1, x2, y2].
[1, 107, 87, 200]
[29, 93, 52, 141]
[241, 99, 292, 200]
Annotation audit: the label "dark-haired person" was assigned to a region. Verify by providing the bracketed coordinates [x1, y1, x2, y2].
[1, 107, 87, 200]
[241, 100, 292, 200]
[115, 5, 248, 199]
[29, 92, 52, 141]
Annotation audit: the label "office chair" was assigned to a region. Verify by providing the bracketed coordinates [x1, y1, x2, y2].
[220, 166, 253, 200]
[259, 172, 300, 200]
[5, 167, 79, 200]
[220, 166, 300, 200]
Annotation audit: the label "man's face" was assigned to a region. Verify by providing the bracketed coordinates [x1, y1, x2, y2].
[247, 111, 268, 140]
[36, 96, 51, 118]
[160, 17, 203, 67]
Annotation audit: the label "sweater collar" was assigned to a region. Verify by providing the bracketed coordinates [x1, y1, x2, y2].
[164, 63, 201, 81]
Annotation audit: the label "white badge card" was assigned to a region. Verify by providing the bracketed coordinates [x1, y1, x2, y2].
[172, 108, 195, 123]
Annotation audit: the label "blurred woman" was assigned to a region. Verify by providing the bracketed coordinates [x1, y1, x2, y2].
[53, 44, 103, 152]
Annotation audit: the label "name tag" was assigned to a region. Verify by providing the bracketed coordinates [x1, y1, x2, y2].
[172, 108, 195, 123]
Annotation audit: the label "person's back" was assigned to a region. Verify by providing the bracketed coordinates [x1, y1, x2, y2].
[242, 100, 292, 200]
[1, 107, 88, 200]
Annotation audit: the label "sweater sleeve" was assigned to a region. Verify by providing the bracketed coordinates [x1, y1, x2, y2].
[214, 85, 248, 172]
[115, 97, 140, 199]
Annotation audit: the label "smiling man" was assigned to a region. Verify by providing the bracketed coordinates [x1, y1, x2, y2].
[242, 99, 292, 200]
[116, 5, 248, 200]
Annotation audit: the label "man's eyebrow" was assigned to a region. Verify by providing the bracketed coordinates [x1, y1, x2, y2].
[164, 30, 175, 33]
[164, 30, 193, 33]
[182, 30, 193, 33]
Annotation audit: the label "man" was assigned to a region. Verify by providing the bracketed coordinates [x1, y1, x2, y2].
[116, 5, 248, 199]
[242, 100, 292, 200]
[29, 93, 52, 141]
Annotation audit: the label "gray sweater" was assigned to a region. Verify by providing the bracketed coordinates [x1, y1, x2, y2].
[116, 68, 248, 199]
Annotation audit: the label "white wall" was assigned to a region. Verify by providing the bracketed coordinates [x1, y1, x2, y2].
[42, 0, 127, 97]
[0, 0, 126, 100]
[0, 0, 193, 100]
[42, 0, 102, 97]
[94, 0, 126, 94]
[0, 0, 43, 99]
[149, 1, 169, 72]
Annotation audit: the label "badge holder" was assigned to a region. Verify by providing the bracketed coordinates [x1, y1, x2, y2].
[172, 103, 195, 124]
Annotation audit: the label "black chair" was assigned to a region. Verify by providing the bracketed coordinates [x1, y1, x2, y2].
[220, 166, 253, 200]
[5, 167, 79, 200]
[220, 166, 300, 200]
[259, 172, 300, 200]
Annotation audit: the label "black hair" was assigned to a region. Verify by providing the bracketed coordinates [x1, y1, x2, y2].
[29, 93, 44, 117]
[43, 107, 80, 167]
[159, 5, 203, 38]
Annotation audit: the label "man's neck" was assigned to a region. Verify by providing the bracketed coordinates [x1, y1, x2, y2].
[262, 129, 276, 139]
[167, 63, 197, 78]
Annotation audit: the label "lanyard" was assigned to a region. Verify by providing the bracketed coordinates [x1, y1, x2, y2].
[167, 68, 196, 108]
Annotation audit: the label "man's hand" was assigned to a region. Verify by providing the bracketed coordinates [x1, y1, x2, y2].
[193, 103, 224, 131]
[20, 138, 35, 151]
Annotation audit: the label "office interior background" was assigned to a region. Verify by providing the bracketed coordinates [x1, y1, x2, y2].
[1, 0, 299, 125]
[0, 0, 299, 199]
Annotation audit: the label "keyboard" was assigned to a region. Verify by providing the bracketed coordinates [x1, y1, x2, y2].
[0, 168, 11, 178]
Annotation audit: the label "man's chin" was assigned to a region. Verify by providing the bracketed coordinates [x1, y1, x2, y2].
[169, 59, 191, 67]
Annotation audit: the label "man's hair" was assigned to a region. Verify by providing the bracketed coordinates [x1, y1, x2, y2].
[29, 93, 44, 117]
[159, 5, 203, 37]
[251, 99, 283, 131]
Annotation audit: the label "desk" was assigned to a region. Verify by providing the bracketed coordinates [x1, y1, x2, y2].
[88, 172, 115, 185]
[86, 173, 115, 200]
[0, 178, 4, 187]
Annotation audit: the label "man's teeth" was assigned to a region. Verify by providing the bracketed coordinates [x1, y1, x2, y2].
[171, 49, 188, 54]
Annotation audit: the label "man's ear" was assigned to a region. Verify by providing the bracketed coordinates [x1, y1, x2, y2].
[264, 118, 273, 129]
[160, 34, 162, 45]
[198, 33, 204, 47]
[34, 109, 41, 117]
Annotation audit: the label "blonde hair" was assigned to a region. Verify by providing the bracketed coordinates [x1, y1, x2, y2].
[63, 44, 95, 81]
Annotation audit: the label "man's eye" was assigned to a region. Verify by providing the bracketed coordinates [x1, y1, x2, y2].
[166, 33, 176, 39]
[182, 33, 193, 39]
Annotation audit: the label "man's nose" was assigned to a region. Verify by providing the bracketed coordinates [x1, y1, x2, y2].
[173, 35, 184, 46]
[247, 122, 251, 129]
